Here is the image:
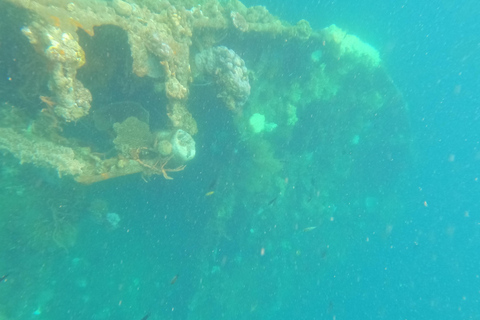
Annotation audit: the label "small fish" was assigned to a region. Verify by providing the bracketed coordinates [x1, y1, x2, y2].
[170, 274, 178, 285]
[205, 191, 215, 196]
[49, 16, 61, 27]
[208, 178, 218, 190]
[328, 301, 334, 313]
[0, 274, 8, 282]
[39, 96, 56, 107]
[303, 226, 317, 232]
[268, 196, 278, 206]
[140, 313, 150, 320]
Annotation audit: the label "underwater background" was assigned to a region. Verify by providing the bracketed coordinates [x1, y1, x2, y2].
[0, 0, 479, 319]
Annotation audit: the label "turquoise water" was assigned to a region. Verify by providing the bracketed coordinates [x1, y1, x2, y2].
[1, 0, 479, 319]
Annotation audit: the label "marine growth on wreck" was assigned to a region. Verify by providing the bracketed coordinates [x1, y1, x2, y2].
[0, 0, 405, 184]
[0, 0, 411, 318]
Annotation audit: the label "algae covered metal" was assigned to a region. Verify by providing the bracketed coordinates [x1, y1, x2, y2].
[0, 0, 407, 187]
[0, 0, 412, 318]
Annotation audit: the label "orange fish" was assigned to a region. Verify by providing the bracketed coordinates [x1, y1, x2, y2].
[50, 16, 61, 27]
[40, 96, 55, 107]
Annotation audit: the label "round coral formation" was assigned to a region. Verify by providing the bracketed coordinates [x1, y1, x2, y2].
[195, 46, 251, 111]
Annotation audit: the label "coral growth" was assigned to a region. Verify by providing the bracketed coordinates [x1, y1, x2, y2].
[113, 117, 154, 157]
[22, 23, 91, 122]
[0, 1, 412, 319]
[321, 24, 381, 71]
[0, 0, 390, 187]
[195, 46, 251, 111]
[0, 128, 85, 177]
